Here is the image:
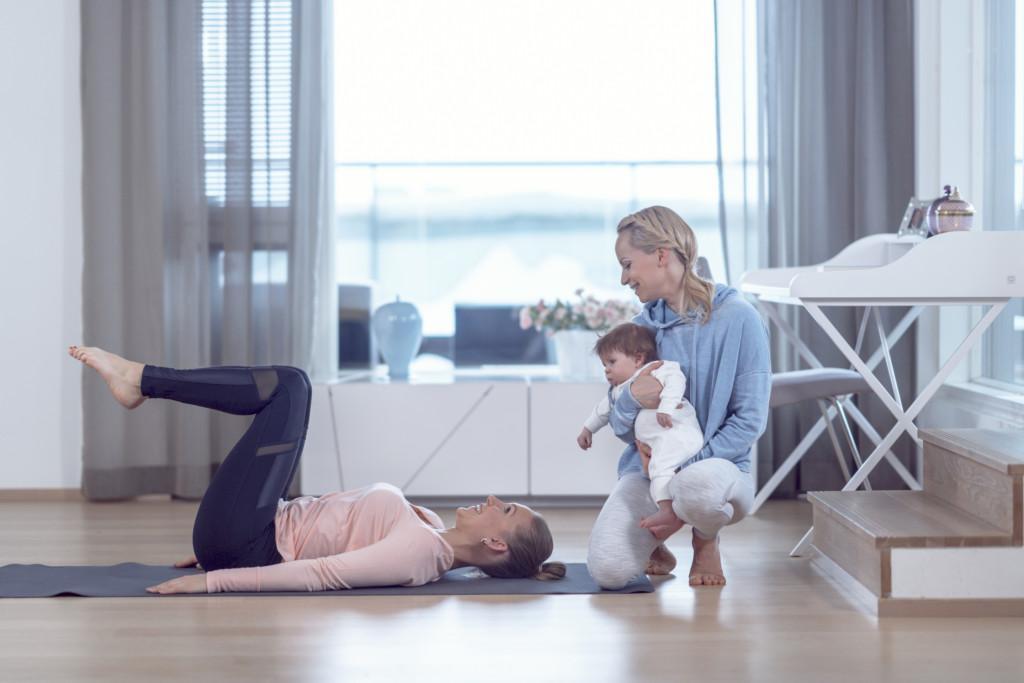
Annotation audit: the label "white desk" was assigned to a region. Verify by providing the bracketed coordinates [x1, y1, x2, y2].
[740, 231, 1024, 554]
[300, 367, 625, 497]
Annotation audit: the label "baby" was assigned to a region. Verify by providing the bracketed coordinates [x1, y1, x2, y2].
[577, 323, 704, 532]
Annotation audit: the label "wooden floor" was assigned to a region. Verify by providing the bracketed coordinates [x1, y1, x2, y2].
[2, 498, 1024, 682]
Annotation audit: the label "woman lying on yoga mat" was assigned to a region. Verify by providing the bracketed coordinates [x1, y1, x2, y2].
[68, 346, 566, 594]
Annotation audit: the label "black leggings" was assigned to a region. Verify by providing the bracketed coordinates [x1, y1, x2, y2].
[141, 364, 312, 571]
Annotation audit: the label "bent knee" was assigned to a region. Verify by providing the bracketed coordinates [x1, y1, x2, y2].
[671, 485, 734, 524]
[586, 557, 638, 591]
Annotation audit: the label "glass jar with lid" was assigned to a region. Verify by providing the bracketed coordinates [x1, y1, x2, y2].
[927, 185, 975, 236]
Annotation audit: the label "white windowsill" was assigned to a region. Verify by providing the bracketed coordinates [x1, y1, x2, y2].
[937, 381, 1024, 428]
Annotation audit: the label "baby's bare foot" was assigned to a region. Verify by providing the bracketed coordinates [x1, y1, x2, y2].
[639, 506, 680, 530]
[646, 544, 677, 576]
[689, 533, 726, 587]
[68, 345, 146, 409]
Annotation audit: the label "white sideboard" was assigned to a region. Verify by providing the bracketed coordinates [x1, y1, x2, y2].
[299, 368, 627, 497]
[529, 381, 624, 495]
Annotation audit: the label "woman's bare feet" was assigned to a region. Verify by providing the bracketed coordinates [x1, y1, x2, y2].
[646, 544, 677, 576]
[68, 345, 146, 409]
[689, 532, 726, 587]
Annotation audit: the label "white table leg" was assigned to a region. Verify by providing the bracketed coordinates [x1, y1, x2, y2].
[853, 307, 871, 355]
[756, 301, 923, 513]
[842, 401, 920, 490]
[785, 302, 1004, 557]
[861, 306, 923, 374]
[824, 302, 1005, 491]
[790, 527, 814, 557]
[803, 303, 916, 437]
[874, 307, 904, 410]
[751, 414, 831, 514]
[757, 299, 823, 369]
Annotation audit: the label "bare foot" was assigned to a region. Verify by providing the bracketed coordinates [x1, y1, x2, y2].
[646, 544, 677, 576]
[689, 532, 726, 587]
[639, 504, 681, 532]
[68, 345, 146, 409]
[639, 500, 685, 541]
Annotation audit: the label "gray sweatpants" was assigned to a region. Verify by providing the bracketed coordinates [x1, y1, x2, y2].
[586, 458, 754, 590]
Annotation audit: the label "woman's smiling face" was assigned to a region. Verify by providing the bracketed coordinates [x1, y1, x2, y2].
[615, 233, 665, 303]
[454, 495, 536, 539]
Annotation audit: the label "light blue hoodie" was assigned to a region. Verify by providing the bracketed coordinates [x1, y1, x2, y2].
[610, 283, 771, 477]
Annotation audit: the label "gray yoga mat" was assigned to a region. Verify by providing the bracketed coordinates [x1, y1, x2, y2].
[0, 562, 652, 598]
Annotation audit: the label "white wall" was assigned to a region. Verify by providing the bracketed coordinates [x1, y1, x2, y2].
[0, 1, 83, 488]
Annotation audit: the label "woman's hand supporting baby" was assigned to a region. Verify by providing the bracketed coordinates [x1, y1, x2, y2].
[629, 361, 664, 409]
[630, 361, 674, 429]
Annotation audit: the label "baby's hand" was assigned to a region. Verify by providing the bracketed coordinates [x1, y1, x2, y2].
[577, 428, 593, 450]
[656, 412, 673, 428]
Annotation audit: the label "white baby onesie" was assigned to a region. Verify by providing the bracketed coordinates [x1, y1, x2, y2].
[583, 360, 704, 502]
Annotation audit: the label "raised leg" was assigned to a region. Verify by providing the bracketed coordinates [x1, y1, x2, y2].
[142, 364, 312, 571]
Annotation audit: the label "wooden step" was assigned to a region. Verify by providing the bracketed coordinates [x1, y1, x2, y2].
[921, 428, 1024, 475]
[810, 497, 891, 596]
[921, 428, 1024, 543]
[810, 491, 1014, 548]
[809, 490, 1015, 598]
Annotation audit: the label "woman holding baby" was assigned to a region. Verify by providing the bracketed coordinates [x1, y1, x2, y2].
[586, 205, 771, 589]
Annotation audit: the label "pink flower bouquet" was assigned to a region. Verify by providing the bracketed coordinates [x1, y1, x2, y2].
[519, 289, 640, 335]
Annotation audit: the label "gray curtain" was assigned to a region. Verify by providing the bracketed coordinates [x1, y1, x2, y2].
[81, 0, 335, 500]
[758, 0, 916, 494]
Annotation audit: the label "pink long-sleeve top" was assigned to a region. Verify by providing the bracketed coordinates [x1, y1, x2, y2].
[205, 483, 455, 593]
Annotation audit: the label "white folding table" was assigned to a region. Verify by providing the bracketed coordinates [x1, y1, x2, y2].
[739, 231, 1024, 555]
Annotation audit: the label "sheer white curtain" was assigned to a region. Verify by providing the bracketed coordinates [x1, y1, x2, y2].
[712, 0, 764, 286]
[981, 0, 1022, 386]
[292, 0, 337, 383]
[81, 0, 335, 500]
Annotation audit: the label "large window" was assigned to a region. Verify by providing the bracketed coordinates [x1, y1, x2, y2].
[333, 1, 756, 359]
[202, 0, 293, 209]
[201, 0, 295, 362]
[980, 0, 1024, 389]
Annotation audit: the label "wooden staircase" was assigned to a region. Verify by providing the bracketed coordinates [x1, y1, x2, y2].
[808, 428, 1024, 617]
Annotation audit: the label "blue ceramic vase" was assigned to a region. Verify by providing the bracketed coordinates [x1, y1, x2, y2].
[372, 297, 423, 379]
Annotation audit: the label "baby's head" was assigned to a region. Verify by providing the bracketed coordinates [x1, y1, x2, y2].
[594, 323, 659, 386]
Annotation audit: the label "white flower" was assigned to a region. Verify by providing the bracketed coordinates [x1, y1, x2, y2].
[519, 307, 533, 331]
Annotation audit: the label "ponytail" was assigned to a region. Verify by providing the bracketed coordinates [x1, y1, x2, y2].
[479, 515, 565, 581]
[534, 561, 568, 581]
